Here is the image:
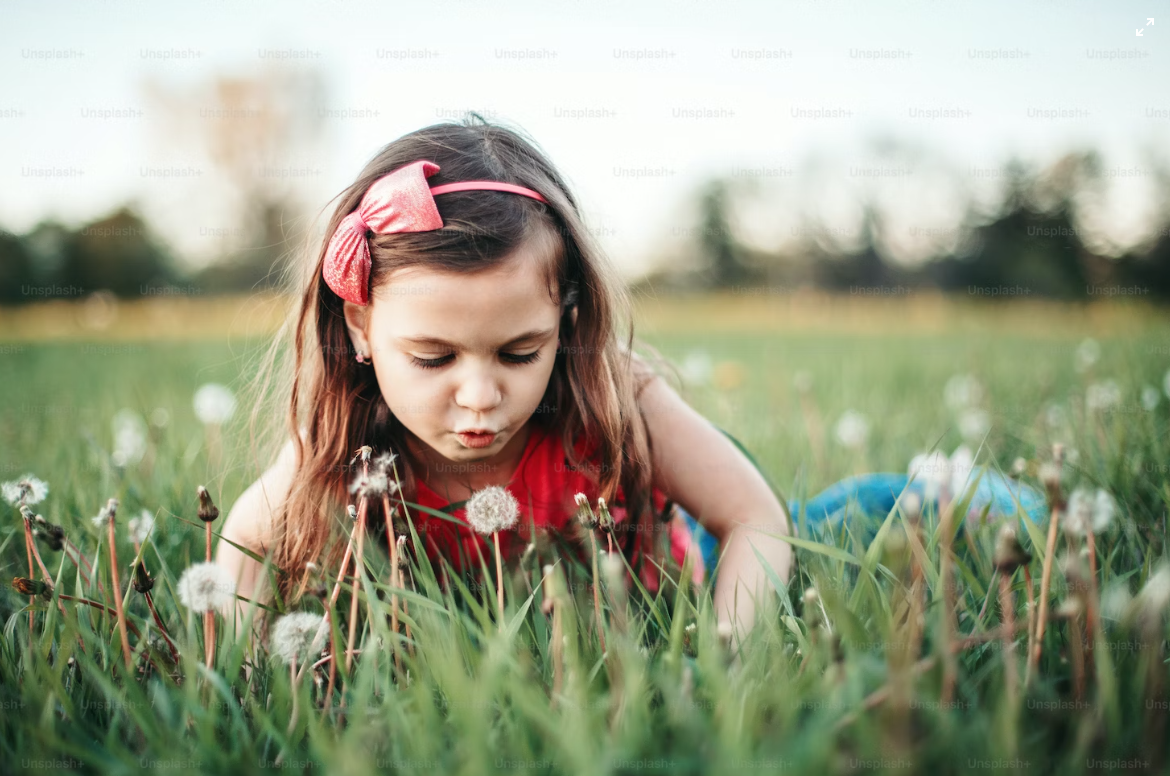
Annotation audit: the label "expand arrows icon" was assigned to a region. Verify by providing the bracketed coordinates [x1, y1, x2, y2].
[1136, 18, 1153, 36]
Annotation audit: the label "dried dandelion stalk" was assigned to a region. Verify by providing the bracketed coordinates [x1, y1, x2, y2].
[1029, 448, 1065, 684]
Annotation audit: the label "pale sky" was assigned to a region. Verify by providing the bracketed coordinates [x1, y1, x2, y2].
[2, 0, 1167, 278]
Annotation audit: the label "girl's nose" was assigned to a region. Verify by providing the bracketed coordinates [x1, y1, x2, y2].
[454, 367, 503, 413]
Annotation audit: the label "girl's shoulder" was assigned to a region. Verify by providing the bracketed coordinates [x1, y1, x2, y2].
[220, 432, 303, 551]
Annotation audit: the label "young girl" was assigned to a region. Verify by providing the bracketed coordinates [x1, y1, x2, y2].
[215, 117, 1048, 643]
[215, 117, 795, 640]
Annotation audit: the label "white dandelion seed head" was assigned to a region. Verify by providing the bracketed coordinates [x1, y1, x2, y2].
[681, 350, 713, 386]
[600, 552, 626, 590]
[348, 470, 390, 500]
[1044, 403, 1067, 431]
[193, 383, 237, 426]
[1086, 380, 1122, 412]
[944, 374, 984, 412]
[111, 409, 148, 468]
[177, 562, 236, 613]
[2, 474, 49, 506]
[1091, 488, 1117, 531]
[1075, 338, 1101, 374]
[948, 445, 975, 499]
[371, 451, 398, 476]
[1134, 563, 1170, 623]
[900, 491, 923, 520]
[91, 500, 116, 528]
[128, 510, 155, 544]
[958, 408, 991, 444]
[465, 485, 520, 535]
[574, 492, 588, 507]
[270, 611, 326, 665]
[1141, 385, 1160, 411]
[1099, 582, 1132, 622]
[908, 451, 951, 503]
[834, 410, 869, 450]
[1038, 461, 1063, 490]
[1065, 487, 1116, 536]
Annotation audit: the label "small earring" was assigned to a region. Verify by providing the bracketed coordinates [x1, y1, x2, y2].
[355, 351, 368, 364]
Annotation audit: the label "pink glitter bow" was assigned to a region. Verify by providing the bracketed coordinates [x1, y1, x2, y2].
[322, 159, 549, 305]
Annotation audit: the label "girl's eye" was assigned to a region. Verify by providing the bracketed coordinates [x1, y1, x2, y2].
[410, 351, 542, 370]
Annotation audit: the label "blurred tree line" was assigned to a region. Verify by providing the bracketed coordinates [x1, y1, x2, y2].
[0, 208, 174, 304]
[637, 149, 1170, 301]
[0, 203, 292, 304]
[0, 67, 321, 305]
[2, 83, 1167, 304]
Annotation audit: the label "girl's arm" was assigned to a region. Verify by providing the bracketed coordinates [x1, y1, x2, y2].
[214, 438, 298, 645]
[633, 361, 794, 641]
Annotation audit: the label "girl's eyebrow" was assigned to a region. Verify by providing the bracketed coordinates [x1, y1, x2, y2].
[396, 327, 555, 349]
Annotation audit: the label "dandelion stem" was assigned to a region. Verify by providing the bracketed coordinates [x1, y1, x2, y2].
[1023, 565, 1036, 675]
[25, 521, 54, 584]
[1030, 498, 1063, 683]
[21, 519, 70, 622]
[287, 657, 300, 737]
[493, 532, 505, 633]
[345, 495, 368, 673]
[1068, 606, 1086, 701]
[23, 516, 35, 637]
[938, 501, 957, 707]
[312, 505, 359, 692]
[198, 522, 214, 670]
[997, 571, 1019, 711]
[382, 494, 402, 676]
[588, 531, 606, 654]
[106, 511, 134, 673]
[143, 590, 180, 664]
[542, 566, 564, 707]
[1084, 529, 1101, 658]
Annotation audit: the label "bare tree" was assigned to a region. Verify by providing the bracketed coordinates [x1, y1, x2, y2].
[142, 66, 328, 289]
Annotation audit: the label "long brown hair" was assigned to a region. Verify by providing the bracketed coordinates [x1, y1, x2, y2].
[248, 115, 674, 603]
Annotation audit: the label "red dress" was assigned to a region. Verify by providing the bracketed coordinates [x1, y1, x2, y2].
[408, 423, 705, 590]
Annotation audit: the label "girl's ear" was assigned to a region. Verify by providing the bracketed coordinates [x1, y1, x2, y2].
[342, 301, 372, 355]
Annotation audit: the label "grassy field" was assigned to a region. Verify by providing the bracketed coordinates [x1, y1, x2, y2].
[2, 293, 1169, 775]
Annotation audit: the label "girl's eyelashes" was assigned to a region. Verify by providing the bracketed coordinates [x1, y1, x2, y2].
[409, 351, 543, 370]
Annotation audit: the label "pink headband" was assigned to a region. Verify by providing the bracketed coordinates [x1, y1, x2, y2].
[322, 159, 550, 305]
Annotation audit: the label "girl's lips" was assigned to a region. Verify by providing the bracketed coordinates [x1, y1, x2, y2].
[456, 431, 497, 449]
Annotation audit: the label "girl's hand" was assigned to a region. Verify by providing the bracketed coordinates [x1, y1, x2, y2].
[633, 364, 794, 639]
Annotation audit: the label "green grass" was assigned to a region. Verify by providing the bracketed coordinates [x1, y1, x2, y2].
[2, 302, 1170, 775]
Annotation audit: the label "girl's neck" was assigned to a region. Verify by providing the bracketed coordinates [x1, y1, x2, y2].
[404, 421, 536, 500]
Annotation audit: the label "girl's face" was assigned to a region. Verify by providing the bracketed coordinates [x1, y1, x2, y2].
[343, 239, 565, 478]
